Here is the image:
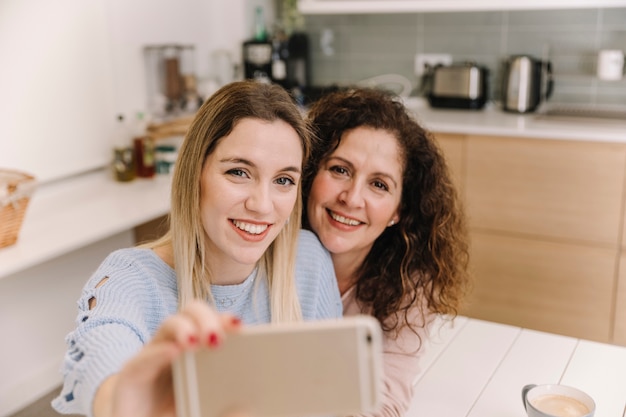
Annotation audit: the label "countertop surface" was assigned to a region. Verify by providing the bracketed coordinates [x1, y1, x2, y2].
[0, 170, 172, 280]
[402, 98, 626, 143]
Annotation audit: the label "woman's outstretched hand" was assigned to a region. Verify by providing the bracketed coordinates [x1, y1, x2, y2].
[93, 300, 242, 417]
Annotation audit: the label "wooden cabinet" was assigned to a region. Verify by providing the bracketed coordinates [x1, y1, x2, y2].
[298, 0, 626, 14]
[467, 232, 616, 342]
[465, 135, 626, 245]
[433, 133, 626, 345]
[616, 255, 626, 345]
[434, 132, 465, 195]
[134, 215, 169, 245]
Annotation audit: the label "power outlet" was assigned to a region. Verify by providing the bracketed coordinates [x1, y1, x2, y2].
[414, 53, 453, 76]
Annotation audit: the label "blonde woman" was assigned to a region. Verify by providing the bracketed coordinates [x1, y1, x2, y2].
[52, 81, 342, 417]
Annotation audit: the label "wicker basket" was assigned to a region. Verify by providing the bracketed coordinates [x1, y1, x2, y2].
[0, 169, 37, 249]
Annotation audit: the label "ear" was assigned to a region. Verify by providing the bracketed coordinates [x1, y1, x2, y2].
[388, 214, 400, 227]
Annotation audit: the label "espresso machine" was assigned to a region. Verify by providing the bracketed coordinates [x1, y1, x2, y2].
[243, 31, 310, 90]
[242, 39, 273, 83]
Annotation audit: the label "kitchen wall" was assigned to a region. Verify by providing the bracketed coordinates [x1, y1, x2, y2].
[303, 8, 626, 105]
[0, 0, 272, 184]
[0, 1, 272, 416]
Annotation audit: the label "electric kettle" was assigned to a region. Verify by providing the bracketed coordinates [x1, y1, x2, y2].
[501, 55, 553, 113]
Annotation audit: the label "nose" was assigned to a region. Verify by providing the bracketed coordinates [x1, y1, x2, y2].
[245, 183, 273, 214]
[339, 181, 365, 208]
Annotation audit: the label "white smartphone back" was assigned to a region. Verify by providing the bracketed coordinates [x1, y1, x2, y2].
[173, 315, 383, 417]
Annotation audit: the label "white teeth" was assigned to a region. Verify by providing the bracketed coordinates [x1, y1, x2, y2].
[232, 220, 268, 235]
[330, 211, 361, 226]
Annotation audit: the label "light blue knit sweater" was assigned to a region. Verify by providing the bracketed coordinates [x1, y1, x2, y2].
[52, 230, 342, 416]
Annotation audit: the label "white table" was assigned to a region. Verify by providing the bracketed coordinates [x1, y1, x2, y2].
[408, 317, 626, 417]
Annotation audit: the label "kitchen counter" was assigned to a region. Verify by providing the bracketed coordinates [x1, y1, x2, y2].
[0, 169, 172, 280]
[402, 97, 626, 143]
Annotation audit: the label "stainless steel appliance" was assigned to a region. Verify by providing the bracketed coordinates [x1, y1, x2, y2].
[501, 55, 553, 113]
[427, 62, 488, 110]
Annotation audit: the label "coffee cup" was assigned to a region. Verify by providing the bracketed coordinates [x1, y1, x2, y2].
[522, 384, 595, 417]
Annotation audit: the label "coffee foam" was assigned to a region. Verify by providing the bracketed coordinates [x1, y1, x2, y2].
[531, 394, 590, 417]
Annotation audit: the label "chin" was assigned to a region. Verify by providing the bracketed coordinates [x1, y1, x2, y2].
[317, 235, 351, 255]
[234, 244, 273, 264]
[235, 252, 267, 266]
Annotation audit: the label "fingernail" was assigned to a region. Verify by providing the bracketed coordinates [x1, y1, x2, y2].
[231, 317, 242, 326]
[188, 335, 198, 345]
[208, 332, 219, 347]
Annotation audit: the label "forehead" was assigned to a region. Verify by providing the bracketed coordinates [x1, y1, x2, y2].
[334, 126, 404, 173]
[213, 117, 303, 160]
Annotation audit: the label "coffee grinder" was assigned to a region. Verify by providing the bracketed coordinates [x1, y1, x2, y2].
[285, 32, 310, 89]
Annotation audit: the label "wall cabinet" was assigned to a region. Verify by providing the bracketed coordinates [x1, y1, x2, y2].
[433, 133, 626, 346]
[298, 0, 626, 14]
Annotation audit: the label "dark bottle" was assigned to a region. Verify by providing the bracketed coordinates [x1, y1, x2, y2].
[132, 112, 155, 178]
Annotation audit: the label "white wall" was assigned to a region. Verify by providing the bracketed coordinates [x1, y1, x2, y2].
[0, 0, 115, 183]
[0, 0, 274, 184]
[0, 1, 273, 415]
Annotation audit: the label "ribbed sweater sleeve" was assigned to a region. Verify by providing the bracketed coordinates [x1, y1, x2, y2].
[52, 249, 178, 416]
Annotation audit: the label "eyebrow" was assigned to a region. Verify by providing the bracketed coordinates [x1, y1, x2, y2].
[327, 156, 399, 188]
[220, 157, 301, 173]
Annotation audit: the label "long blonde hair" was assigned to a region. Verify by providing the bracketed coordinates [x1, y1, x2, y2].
[148, 81, 311, 322]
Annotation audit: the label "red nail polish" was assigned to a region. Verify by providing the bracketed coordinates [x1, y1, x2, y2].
[208, 333, 219, 347]
[231, 317, 241, 326]
[188, 335, 198, 345]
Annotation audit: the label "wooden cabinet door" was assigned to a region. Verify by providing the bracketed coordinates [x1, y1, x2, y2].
[462, 232, 617, 343]
[434, 132, 465, 197]
[134, 215, 169, 244]
[465, 135, 626, 246]
[615, 254, 626, 346]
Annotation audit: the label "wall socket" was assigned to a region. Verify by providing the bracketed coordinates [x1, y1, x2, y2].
[414, 53, 453, 76]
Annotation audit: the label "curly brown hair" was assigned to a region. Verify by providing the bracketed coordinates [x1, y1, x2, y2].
[302, 88, 471, 334]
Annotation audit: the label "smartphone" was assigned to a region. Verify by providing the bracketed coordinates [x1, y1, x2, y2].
[172, 315, 383, 417]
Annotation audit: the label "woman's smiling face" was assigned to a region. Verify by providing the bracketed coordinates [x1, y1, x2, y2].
[200, 117, 303, 275]
[307, 126, 403, 265]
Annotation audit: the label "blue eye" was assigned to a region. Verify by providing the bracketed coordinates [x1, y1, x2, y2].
[275, 176, 296, 186]
[227, 168, 248, 178]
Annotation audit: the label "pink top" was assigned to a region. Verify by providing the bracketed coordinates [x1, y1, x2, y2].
[342, 286, 433, 417]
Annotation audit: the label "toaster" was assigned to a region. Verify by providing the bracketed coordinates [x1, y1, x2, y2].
[427, 63, 488, 110]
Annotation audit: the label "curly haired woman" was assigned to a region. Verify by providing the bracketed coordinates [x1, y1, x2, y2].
[303, 87, 471, 417]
